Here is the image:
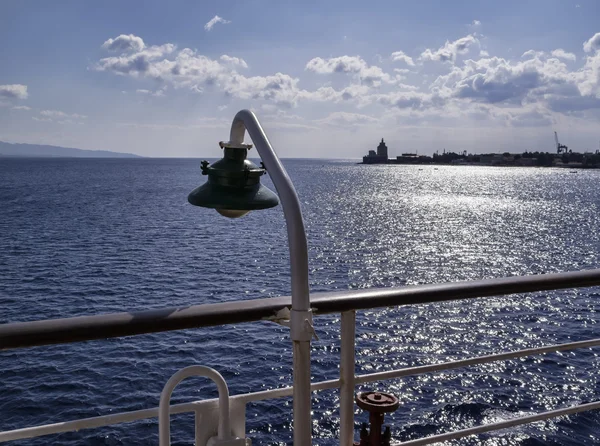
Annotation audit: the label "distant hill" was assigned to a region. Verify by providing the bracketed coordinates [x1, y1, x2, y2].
[0, 141, 142, 158]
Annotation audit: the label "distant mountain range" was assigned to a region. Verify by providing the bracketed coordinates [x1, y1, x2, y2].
[0, 141, 141, 158]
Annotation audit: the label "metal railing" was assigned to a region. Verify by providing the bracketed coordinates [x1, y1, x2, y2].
[2, 268, 600, 445]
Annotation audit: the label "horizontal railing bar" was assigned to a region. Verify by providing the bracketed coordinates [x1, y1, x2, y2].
[0, 379, 341, 443]
[393, 400, 600, 445]
[2, 334, 599, 442]
[355, 337, 600, 384]
[2, 269, 600, 350]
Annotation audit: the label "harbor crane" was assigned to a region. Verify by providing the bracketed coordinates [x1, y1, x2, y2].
[555, 131, 568, 154]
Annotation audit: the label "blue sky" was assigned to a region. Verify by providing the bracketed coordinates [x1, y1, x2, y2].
[1, 0, 599, 157]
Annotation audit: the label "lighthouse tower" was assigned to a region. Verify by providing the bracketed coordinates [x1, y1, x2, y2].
[377, 138, 388, 158]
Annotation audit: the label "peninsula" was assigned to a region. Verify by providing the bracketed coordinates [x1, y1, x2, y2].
[362, 138, 600, 169]
[0, 141, 141, 158]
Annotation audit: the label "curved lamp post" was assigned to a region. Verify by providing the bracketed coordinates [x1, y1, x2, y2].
[188, 109, 313, 446]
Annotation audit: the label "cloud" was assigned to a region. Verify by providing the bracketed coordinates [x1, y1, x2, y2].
[522, 50, 546, 59]
[0, 84, 28, 99]
[40, 110, 87, 119]
[305, 55, 367, 74]
[506, 109, 553, 127]
[583, 32, 600, 53]
[317, 111, 378, 127]
[12, 105, 31, 111]
[92, 31, 600, 120]
[420, 34, 479, 63]
[220, 55, 248, 69]
[102, 34, 145, 52]
[429, 44, 600, 117]
[551, 49, 576, 61]
[136, 88, 166, 97]
[305, 55, 394, 86]
[301, 84, 372, 105]
[375, 90, 439, 109]
[390, 51, 415, 66]
[576, 48, 600, 97]
[95, 37, 307, 106]
[95, 43, 176, 76]
[224, 72, 302, 107]
[117, 117, 229, 130]
[204, 15, 231, 31]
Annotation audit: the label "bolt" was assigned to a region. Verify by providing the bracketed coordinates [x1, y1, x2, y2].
[200, 160, 210, 175]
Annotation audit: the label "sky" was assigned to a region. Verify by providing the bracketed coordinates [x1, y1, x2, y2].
[0, 0, 599, 158]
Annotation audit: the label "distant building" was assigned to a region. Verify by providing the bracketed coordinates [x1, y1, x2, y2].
[362, 138, 389, 164]
[377, 138, 388, 158]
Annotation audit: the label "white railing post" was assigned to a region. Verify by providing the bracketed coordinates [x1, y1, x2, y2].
[340, 311, 356, 446]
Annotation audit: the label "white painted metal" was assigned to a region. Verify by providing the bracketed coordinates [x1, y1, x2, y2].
[339, 311, 356, 446]
[393, 400, 600, 445]
[3, 334, 600, 444]
[159, 365, 231, 446]
[228, 109, 313, 446]
[355, 337, 600, 385]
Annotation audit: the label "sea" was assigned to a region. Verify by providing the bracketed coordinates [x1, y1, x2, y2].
[1, 157, 600, 445]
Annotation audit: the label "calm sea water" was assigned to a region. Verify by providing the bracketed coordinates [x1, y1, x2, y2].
[1, 158, 600, 445]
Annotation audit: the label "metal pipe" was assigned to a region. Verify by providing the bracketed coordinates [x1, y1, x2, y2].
[228, 110, 312, 446]
[339, 311, 356, 446]
[158, 366, 231, 445]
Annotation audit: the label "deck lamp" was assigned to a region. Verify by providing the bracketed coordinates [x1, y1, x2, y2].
[188, 141, 279, 218]
[187, 110, 314, 446]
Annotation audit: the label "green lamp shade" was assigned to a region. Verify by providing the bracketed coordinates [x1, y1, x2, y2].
[188, 181, 279, 212]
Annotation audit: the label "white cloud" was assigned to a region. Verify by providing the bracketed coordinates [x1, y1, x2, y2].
[429, 47, 600, 117]
[92, 32, 600, 120]
[551, 49, 576, 61]
[375, 90, 438, 109]
[583, 32, 600, 53]
[102, 34, 145, 52]
[390, 51, 415, 66]
[136, 88, 166, 97]
[224, 72, 302, 107]
[40, 110, 87, 119]
[420, 35, 479, 63]
[576, 50, 600, 97]
[0, 84, 28, 99]
[117, 117, 229, 130]
[220, 55, 248, 69]
[94, 37, 308, 106]
[204, 15, 231, 31]
[305, 55, 394, 86]
[305, 55, 367, 74]
[95, 43, 176, 76]
[12, 105, 31, 111]
[301, 84, 372, 105]
[317, 111, 378, 127]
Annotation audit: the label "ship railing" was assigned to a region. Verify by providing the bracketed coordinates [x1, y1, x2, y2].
[2, 268, 600, 445]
